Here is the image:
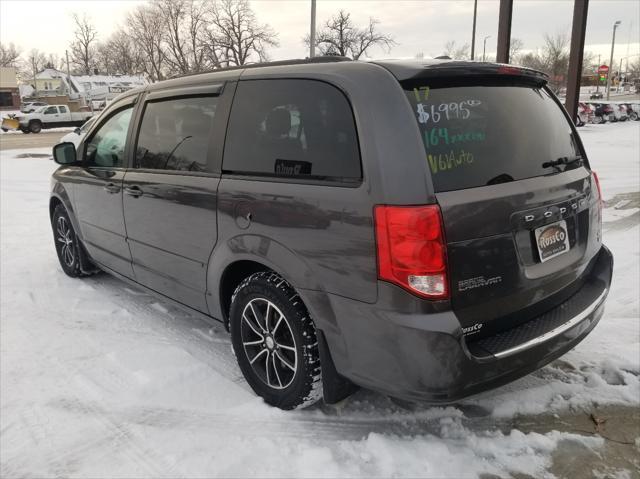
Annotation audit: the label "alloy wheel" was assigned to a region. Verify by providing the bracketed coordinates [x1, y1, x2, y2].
[56, 216, 75, 267]
[240, 298, 298, 390]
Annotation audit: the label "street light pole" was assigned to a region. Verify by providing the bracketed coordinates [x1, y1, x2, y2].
[470, 0, 478, 60]
[596, 54, 600, 94]
[483, 35, 491, 62]
[309, 0, 316, 58]
[606, 20, 621, 100]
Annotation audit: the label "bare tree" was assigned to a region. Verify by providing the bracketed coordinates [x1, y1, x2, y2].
[157, 0, 209, 75]
[97, 30, 143, 76]
[126, 4, 166, 81]
[25, 49, 48, 95]
[517, 33, 569, 93]
[581, 50, 597, 76]
[509, 38, 524, 62]
[628, 58, 640, 78]
[307, 10, 395, 60]
[69, 13, 98, 74]
[443, 40, 470, 60]
[207, 0, 278, 66]
[0, 42, 21, 67]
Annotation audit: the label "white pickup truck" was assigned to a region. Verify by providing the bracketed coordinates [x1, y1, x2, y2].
[5, 105, 95, 134]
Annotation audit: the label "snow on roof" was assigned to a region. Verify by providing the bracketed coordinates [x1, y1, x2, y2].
[19, 84, 34, 98]
[35, 68, 66, 79]
[71, 74, 147, 92]
[35, 69, 147, 92]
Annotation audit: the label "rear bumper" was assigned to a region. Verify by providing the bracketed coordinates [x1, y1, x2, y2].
[314, 245, 613, 403]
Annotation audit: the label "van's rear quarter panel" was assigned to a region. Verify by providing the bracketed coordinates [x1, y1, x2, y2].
[216, 179, 378, 303]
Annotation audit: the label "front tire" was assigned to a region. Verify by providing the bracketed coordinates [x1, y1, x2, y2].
[52, 204, 96, 278]
[230, 272, 322, 410]
[29, 121, 42, 133]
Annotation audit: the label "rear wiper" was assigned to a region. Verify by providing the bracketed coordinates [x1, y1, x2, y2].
[542, 155, 583, 170]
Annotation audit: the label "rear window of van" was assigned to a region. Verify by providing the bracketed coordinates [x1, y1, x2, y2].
[403, 81, 582, 192]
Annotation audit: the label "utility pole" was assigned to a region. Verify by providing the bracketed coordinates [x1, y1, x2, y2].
[483, 35, 491, 62]
[32, 57, 38, 98]
[470, 0, 478, 60]
[309, 0, 316, 58]
[65, 50, 71, 96]
[606, 20, 621, 100]
[619, 57, 623, 84]
[596, 54, 600, 94]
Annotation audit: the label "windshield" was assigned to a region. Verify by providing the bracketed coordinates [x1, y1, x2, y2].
[33, 106, 48, 113]
[403, 82, 582, 192]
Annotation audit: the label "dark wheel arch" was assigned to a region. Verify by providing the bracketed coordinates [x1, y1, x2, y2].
[219, 260, 275, 329]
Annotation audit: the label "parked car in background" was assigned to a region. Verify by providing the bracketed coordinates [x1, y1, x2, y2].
[20, 101, 48, 113]
[589, 91, 604, 100]
[615, 103, 629, 122]
[622, 103, 639, 121]
[589, 102, 613, 123]
[577, 102, 593, 126]
[49, 57, 613, 410]
[59, 116, 97, 149]
[12, 105, 94, 133]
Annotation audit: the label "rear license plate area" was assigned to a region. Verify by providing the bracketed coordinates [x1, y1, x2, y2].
[534, 219, 571, 263]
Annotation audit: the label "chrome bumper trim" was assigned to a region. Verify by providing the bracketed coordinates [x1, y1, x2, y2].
[494, 287, 608, 359]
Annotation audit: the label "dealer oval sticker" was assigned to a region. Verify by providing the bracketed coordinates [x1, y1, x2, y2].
[534, 220, 570, 263]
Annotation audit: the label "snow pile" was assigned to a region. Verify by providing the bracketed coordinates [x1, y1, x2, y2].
[0, 122, 638, 477]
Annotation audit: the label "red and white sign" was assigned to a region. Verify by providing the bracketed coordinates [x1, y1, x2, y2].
[597, 64, 609, 74]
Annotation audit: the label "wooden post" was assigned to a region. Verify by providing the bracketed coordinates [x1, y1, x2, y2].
[565, 0, 590, 124]
[496, 0, 513, 63]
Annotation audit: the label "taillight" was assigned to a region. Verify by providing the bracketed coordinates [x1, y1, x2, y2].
[374, 205, 448, 299]
[592, 171, 603, 242]
[592, 171, 603, 204]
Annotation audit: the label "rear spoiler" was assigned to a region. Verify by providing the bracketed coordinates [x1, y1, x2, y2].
[376, 60, 548, 86]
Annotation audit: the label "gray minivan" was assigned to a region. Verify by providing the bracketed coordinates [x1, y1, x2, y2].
[50, 57, 613, 410]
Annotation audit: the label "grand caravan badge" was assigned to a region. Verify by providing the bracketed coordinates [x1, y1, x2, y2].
[534, 220, 570, 262]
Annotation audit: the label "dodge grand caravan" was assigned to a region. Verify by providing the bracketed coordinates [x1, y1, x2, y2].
[50, 57, 613, 410]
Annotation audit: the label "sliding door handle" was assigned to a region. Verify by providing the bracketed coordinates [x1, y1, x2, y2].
[103, 183, 120, 194]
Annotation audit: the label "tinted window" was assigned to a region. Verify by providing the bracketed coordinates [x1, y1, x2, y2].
[85, 106, 133, 168]
[44, 106, 57, 114]
[404, 82, 581, 192]
[224, 79, 361, 182]
[135, 96, 217, 172]
[59, 105, 68, 113]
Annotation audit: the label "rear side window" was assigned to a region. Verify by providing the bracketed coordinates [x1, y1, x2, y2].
[404, 82, 581, 192]
[223, 79, 361, 182]
[135, 96, 217, 173]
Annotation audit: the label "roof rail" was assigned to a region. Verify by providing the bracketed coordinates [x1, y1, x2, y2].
[170, 56, 352, 80]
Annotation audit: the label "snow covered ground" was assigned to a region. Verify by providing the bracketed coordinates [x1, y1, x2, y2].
[1, 122, 639, 478]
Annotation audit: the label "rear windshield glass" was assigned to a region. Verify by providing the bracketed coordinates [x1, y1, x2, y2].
[404, 82, 581, 192]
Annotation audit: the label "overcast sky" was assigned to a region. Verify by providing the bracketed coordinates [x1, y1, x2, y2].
[1, 0, 639, 66]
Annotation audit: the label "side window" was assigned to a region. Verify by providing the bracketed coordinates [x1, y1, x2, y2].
[223, 79, 361, 182]
[85, 106, 133, 168]
[135, 96, 217, 173]
[44, 106, 58, 114]
[58, 105, 68, 113]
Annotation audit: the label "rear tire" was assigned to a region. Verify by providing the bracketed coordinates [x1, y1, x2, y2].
[230, 272, 322, 410]
[630, 112, 638, 121]
[52, 204, 97, 278]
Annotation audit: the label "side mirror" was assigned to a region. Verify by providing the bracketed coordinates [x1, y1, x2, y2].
[52, 142, 78, 165]
[73, 127, 81, 135]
